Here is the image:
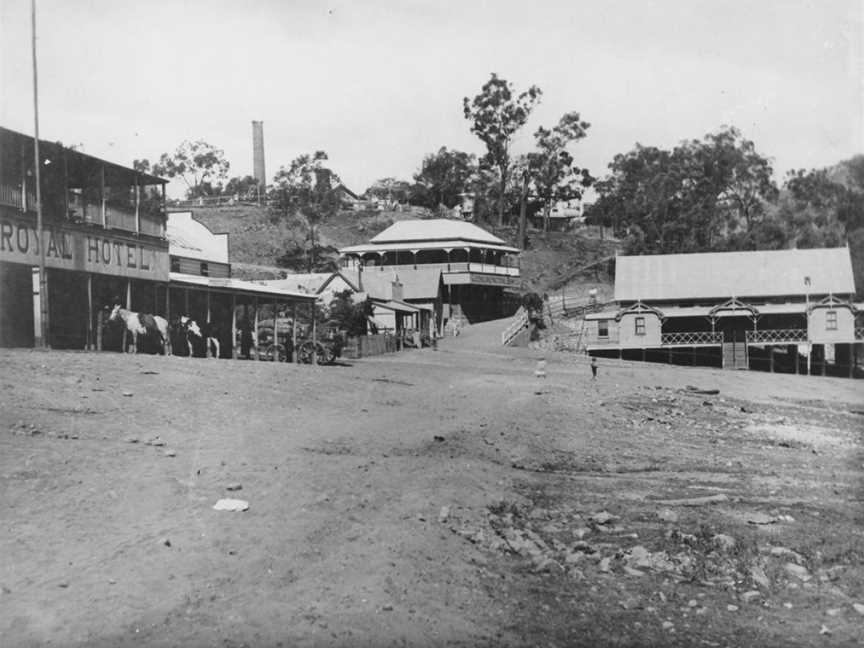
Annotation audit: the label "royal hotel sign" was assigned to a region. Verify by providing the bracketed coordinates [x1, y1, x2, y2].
[0, 214, 169, 281]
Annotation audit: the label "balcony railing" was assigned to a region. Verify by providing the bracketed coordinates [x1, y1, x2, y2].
[661, 331, 723, 346]
[746, 328, 807, 344]
[363, 261, 520, 277]
[0, 185, 35, 210]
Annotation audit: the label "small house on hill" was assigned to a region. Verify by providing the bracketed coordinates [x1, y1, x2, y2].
[584, 247, 863, 376]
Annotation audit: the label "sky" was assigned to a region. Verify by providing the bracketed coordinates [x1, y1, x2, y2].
[1, 0, 861, 199]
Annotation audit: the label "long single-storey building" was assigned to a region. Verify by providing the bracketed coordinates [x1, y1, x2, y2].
[584, 247, 863, 377]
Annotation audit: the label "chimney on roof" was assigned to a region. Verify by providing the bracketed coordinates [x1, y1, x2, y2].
[391, 275, 403, 301]
[314, 168, 332, 193]
[251, 121, 266, 201]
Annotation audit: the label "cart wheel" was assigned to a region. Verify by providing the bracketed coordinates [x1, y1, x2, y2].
[298, 341, 316, 364]
[315, 343, 331, 365]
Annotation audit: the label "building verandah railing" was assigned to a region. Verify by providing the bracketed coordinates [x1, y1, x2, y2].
[660, 331, 723, 346]
[745, 328, 807, 344]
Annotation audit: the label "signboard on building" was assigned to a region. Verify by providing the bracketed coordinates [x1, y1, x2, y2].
[443, 272, 516, 287]
[0, 215, 169, 281]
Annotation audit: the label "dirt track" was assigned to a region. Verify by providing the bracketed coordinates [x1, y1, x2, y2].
[1, 336, 862, 647]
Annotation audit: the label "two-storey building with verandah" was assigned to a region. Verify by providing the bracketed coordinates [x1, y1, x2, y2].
[584, 247, 863, 377]
[338, 218, 521, 327]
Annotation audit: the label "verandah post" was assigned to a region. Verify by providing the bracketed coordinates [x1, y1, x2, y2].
[292, 302, 298, 364]
[123, 279, 131, 352]
[231, 294, 237, 359]
[86, 273, 93, 350]
[252, 297, 259, 360]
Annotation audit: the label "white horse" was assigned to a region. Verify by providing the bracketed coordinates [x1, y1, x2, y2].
[108, 305, 170, 355]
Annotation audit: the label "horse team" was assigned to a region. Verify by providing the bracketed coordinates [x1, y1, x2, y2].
[108, 304, 223, 357]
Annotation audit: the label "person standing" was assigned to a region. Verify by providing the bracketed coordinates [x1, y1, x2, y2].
[590, 356, 598, 379]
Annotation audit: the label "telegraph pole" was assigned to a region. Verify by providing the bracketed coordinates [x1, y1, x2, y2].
[32, 0, 48, 347]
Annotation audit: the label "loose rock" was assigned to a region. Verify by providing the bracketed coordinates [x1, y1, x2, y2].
[657, 508, 679, 523]
[589, 510, 618, 525]
[713, 534, 736, 551]
[656, 494, 728, 506]
[784, 563, 811, 581]
[213, 499, 249, 512]
[438, 506, 450, 523]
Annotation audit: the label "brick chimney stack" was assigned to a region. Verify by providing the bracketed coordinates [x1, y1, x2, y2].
[251, 121, 266, 201]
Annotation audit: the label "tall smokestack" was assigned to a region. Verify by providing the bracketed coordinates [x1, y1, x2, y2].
[251, 120, 266, 203]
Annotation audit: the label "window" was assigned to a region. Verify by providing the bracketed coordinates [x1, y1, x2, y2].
[635, 316, 646, 336]
[200, 262, 209, 277]
[170, 256, 180, 273]
[598, 319, 609, 338]
[826, 310, 837, 331]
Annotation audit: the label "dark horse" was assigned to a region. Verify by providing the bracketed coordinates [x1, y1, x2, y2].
[177, 315, 222, 358]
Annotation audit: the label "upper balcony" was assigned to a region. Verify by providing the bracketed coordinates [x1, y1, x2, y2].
[353, 260, 519, 277]
[0, 126, 167, 239]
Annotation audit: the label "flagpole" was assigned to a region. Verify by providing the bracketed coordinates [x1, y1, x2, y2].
[32, 0, 48, 347]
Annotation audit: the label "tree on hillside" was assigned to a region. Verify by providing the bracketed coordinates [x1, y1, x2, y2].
[526, 111, 594, 233]
[152, 140, 230, 199]
[364, 177, 413, 206]
[271, 151, 345, 272]
[587, 127, 778, 254]
[412, 147, 476, 209]
[224, 175, 260, 200]
[464, 74, 542, 226]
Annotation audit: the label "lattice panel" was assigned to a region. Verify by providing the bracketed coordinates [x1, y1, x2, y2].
[746, 329, 807, 344]
[661, 331, 723, 346]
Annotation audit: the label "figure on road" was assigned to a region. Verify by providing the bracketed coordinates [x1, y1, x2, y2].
[590, 356, 598, 379]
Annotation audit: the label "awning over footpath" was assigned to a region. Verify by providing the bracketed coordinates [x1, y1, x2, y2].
[169, 272, 316, 302]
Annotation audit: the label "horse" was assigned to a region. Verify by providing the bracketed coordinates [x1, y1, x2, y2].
[108, 305, 170, 355]
[178, 315, 222, 359]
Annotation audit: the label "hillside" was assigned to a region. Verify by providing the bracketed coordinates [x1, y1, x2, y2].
[182, 205, 620, 292]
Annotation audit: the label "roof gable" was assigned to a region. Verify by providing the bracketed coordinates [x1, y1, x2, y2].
[615, 248, 855, 302]
[167, 211, 229, 263]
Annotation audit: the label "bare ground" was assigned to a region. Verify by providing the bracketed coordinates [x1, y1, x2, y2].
[0, 335, 862, 647]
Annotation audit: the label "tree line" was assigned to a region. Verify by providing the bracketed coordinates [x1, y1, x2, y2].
[136, 73, 864, 291]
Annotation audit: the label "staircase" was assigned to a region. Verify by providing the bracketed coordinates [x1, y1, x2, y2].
[722, 341, 749, 369]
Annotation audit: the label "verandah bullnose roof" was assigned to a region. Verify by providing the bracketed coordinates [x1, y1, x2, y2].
[615, 247, 856, 302]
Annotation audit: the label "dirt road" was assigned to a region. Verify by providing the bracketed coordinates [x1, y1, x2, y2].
[1, 339, 862, 647]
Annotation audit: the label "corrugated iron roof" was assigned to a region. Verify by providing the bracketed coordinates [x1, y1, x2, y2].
[339, 240, 520, 254]
[369, 219, 509, 246]
[615, 248, 855, 302]
[169, 272, 315, 300]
